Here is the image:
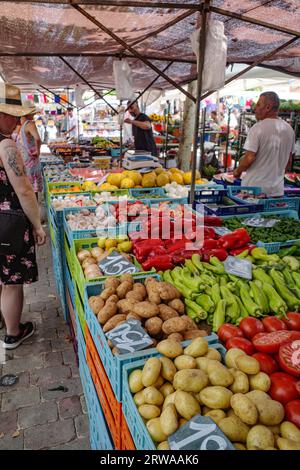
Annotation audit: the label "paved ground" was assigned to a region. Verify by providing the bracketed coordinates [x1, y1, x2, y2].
[0, 228, 91, 450]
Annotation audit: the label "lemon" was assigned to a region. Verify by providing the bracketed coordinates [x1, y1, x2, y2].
[107, 173, 123, 187]
[157, 172, 170, 186]
[130, 171, 142, 186]
[97, 238, 106, 249]
[170, 173, 184, 185]
[117, 241, 133, 253]
[142, 174, 156, 188]
[105, 239, 118, 250]
[120, 178, 135, 189]
[155, 167, 164, 175]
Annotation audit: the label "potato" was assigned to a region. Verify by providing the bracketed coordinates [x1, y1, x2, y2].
[168, 299, 185, 314]
[230, 370, 249, 394]
[204, 410, 226, 424]
[134, 390, 146, 407]
[249, 372, 271, 392]
[120, 273, 134, 284]
[157, 339, 183, 358]
[155, 282, 181, 301]
[146, 418, 168, 443]
[117, 299, 137, 314]
[225, 348, 246, 368]
[106, 294, 119, 304]
[145, 280, 161, 305]
[168, 333, 183, 343]
[162, 317, 188, 335]
[179, 418, 188, 428]
[236, 355, 260, 375]
[173, 369, 209, 393]
[126, 290, 144, 302]
[143, 386, 164, 406]
[231, 394, 258, 425]
[246, 390, 271, 405]
[117, 281, 133, 299]
[205, 348, 222, 361]
[142, 358, 162, 387]
[195, 357, 211, 373]
[133, 301, 160, 319]
[174, 390, 201, 420]
[152, 376, 164, 389]
[234, 443, 246, 450]
[160, 404, 178, 436]
[159, 382, 175, 398]
[226, 409, 237, 418]
[158, 304, 179, 322]
[280, 421, 300, 442]
[266, 425, 281, 435]
[174, 355, 197, 370]
[199, 386, 233, 409]
[103, 314, 126, 332]
[184, 338, 208, 358]
[97, 303, 117, 325]
[138, 404, 161, 420]
[145, 317, 163, 336]
[202, 406, 212, 415]
[100, 287, 116, 301]
[256, 399, 285, 426]
[181, 316, 197, 331]
[207, 360, 234, 387]
[129, 370, 144, 393]
[132, 283, 147, 299]
[277, 437, 300, 451]
[264, 447, 277, 450]
[157, 441, 170, 450]
[104, 276, 120, 289]
[218, 416, 249, 443]
[159, 357, 177, 382]
[246, 425, 275, 450]
[126, 312, 142, 321]
[184, 330, 207, 341]
[88, 296, 105, 314]
[162, 391, 177, 410]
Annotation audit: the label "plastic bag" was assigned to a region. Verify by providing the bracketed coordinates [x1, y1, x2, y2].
[113, 60, 134, 101]
[190, 20, 227, 93]
[74, 84, 85, 108]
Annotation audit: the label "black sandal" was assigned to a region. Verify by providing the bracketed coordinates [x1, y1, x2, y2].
[3, 321, 35, 349]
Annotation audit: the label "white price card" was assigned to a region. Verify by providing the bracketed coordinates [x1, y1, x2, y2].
[168, 415, 235, 451]
[242, 217, 279, 228]
[224, 255, 252, 280]
[105, 320, 153, 354]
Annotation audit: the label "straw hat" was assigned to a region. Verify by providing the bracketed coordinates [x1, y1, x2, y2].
[0, 83, 36, 117]
[22, 99, 39, 116]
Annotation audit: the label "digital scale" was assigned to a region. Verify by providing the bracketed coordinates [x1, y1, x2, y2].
[122, 150, 162, 172]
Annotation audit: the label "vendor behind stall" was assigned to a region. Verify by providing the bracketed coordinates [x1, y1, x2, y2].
[124, 101, 157, 156]
[233, 91, 294, 197]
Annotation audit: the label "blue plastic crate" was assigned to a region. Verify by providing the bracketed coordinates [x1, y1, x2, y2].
[64, 258, 75, 310]
[129, 187, 165, 199]
[85, 275, 218, 402]
[221, 209, 300, 254]
[79, 350, 113, 451]
[228, 186, 300, 213]
[284, 186, 300, 197]
[122, 342, 226, 450]
[213, 176, 241, 187]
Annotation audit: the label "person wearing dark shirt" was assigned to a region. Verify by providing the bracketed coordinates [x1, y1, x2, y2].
[124, 102, 157, 156]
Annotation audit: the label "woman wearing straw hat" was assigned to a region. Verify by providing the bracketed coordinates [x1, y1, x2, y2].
[16, 99, 43, 199]
[0, 83, 46, 349]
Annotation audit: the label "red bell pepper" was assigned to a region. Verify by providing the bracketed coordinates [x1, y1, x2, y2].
[202, 239, 220, 250]
[204, 215, 222, 227]
[172, 249, 201, 265]
[219, 228, 250, 250]
[204, 227, 217, 239]
[142, 254, 174, 271]
[166, 239, 188, 254]
[201, 248, 228, 262]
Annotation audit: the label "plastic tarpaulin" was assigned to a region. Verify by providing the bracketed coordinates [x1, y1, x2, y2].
[0, 0, 299, 90]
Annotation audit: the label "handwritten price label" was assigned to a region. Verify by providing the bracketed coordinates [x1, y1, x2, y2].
[98, 250, 139, 276]
[105, 320, 153, 354]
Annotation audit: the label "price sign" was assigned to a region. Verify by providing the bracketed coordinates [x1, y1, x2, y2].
[213, 227, 232, 236]
[105, 320, 153, 354]
[224, 255, 252, 280]
[98, 250, 140, 276]
[168, 415, 234, 451]
[242, 217, 279, 228]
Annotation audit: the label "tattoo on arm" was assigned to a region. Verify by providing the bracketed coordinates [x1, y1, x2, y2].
[5, 146, 26, 177]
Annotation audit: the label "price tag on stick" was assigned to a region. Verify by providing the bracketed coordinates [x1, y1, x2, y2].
[168, 415, 235, 451]
[98, 250, 140, 276]
[105, 320, 153, 354]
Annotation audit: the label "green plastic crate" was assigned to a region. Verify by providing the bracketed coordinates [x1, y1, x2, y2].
[75, 281, 86, 336]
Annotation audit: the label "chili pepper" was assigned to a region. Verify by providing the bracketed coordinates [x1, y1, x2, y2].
[211, 284, 221, 305]
[185, 259, 199, 276]
[239, 285, 262, 317]
[249, 281, 269, 314]
[191, 254, 203, 272]
[141, 254, 174, 272]
[212, 299, 226, 332]
[181, 268, 200, 291]
[261, 282, 287, 318]
[204, 215, 222, 227]
[185, 299, 208, 321]
[270, 269, 300, 311]
[195, 294, 215, 314]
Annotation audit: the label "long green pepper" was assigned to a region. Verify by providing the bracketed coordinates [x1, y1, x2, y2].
[212, 299, 226, 332]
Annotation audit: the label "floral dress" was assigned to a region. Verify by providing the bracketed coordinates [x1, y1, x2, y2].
[0, 135, 38, 285]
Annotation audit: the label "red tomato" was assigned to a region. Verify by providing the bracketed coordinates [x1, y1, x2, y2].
[252, 352, 278, 375]
[239, 317, 264, 339]
[271, 372, 297, 382]
[252, 330, 294, 354]
[283, 312, 300, 331]
[262, 316, 287, 332]
[285, 400, 300, 429]
[225, 337, 255, 355]
[291, 331, 300, 341]
[217, 324, 244, 343]
[278, 341, 300, 377]
[269, 376, 299, 405]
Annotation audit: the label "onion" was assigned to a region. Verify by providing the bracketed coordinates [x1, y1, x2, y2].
[91, 247, 103, 259]
[77, 249, 91, 263]
[82, 257, 97, 269]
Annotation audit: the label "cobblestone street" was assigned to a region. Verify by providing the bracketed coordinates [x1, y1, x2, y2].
[0, 228, 90, 450]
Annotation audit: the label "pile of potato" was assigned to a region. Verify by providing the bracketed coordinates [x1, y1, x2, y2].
[88, 275, 207, 354]
[128, 338, 300, 450]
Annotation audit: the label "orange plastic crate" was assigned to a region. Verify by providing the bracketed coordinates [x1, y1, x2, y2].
[86, 325, 122, 450]
[121, 414, 135, 450]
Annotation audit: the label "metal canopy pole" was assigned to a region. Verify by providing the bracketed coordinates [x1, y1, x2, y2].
[71, 4, 197, 103]
[39, 84, 75, 108]
[59, 56, 118, 114]
[190, 0, 210, 207]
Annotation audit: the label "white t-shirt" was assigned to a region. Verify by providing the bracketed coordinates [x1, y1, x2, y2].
[242, 118, 295, 197]
[68, 115, 78, 139]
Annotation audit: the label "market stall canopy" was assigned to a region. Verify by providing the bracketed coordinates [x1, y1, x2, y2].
[0, 0, 299, 91]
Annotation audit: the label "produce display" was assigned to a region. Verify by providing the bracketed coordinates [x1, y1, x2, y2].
[51, 194, 95, 210]
[66, 207, 117, 231]
[223, 215, 300, 243]
[234, 189, 267, 204]
[128, 337, 300, 449]
[163, 182, 189, 199]
[88, 275, 209, 354]
[92, 136, 118, 149]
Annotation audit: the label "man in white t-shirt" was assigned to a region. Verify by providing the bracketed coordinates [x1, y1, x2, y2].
[64, 108, 78, 142]
[233, 92, 295, 197]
